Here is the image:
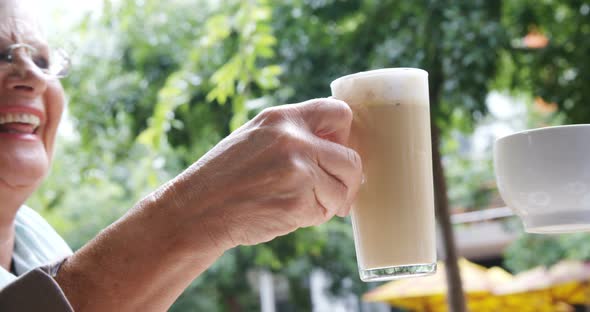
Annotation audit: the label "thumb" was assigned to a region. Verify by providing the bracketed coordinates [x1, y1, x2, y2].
[295, 98, 353, 145]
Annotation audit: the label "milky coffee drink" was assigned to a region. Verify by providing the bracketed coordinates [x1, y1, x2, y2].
[331, 68, 436, 282]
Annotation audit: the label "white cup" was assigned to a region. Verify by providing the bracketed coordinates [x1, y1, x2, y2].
[494, 125, 590, 233]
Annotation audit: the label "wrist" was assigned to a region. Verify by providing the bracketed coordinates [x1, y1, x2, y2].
[139, 176, 234, 258]
[55, 193, 228, 312]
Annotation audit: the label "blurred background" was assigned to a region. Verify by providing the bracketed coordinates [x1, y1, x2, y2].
[31, 0, 589, 311]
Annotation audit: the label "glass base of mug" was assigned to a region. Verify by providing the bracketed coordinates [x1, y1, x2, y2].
[359, 262, 436, 282]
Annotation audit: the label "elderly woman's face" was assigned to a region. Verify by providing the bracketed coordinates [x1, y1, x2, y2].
[0, 0, 65, 192]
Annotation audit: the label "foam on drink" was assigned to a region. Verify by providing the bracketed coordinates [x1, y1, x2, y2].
[331, 68, 436, 281]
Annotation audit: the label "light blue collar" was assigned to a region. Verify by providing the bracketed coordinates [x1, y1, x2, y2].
[0, 206, 72, 288]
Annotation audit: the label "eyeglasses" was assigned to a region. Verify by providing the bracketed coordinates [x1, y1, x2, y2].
[0, 43, 71, 79]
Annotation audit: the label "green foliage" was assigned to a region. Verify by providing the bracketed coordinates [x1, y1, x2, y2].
[505, 232, 590, 274]
[504, 233, 565, 273]
[501, 0, 590, 123]
[445, 153, 496, 212]
[271, 0, 505, 132]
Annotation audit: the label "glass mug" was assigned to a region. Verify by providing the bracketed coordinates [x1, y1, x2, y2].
[331, 68, 437, 281]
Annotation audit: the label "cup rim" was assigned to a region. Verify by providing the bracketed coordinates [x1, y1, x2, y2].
[330, 67, 428, 89]
[495, 124, 590, 145]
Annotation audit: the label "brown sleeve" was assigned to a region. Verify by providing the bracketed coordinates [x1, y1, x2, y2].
[0, 268, 74, 312]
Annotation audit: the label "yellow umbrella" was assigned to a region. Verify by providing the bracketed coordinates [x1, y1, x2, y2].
[490, 267, 560, 312]
[363, 259, 494, 311]
[548, 260, 590, 305]
[492, 260, 590, 310]
[363, 258, 575, 312]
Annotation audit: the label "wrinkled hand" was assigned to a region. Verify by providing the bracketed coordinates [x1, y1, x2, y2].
[54, 99, 361, 312]
[55, 99, 362, 311]
[156, 98, 362, 249]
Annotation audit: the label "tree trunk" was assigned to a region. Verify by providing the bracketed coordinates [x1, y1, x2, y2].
[426, 2, 467, 303]
[431, 122, 467, 312]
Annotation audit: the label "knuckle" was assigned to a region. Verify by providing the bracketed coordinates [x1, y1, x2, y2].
[275, 129, 310, 156]
[283, 155, 313, 183]
[253, 123, 306, 156]
[331, 99, 353, 122]
[258, 106, 299, 126]
[308, 98, 352, 123]
[258, 107, 285, 125]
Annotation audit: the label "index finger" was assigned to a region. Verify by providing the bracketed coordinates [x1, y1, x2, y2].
[294, 98, 353, 146]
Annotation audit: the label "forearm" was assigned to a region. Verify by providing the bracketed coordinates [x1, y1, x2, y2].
[55, 182, 228, 312]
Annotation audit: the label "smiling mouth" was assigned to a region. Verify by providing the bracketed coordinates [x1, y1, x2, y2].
[0, 113, 41, 135]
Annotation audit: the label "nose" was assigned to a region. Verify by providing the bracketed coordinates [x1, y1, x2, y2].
[4, 50, 48, 96]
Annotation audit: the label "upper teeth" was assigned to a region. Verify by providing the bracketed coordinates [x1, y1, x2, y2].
[0, 113, 41, 128]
